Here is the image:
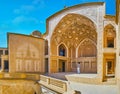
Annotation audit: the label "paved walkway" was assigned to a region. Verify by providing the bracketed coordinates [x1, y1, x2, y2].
[70, 81, 118, 94]
[44, 72, 76, 80]
[43, 72, 119, 94]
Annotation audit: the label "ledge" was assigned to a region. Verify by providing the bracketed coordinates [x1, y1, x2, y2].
[103, 48, 116, 53]
[39, 75, 67, 93]
[0, 73, 40, 81]
[65, 74, 101, 84]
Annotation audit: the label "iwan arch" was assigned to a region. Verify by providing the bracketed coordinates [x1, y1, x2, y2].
[0, 1, 120, 94]
[43, 2, 117, 82]
[49, 13, 97, 73]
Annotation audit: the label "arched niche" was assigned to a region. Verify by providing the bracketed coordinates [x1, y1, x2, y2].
[51, 13, 97, 48]
[76, 38, 97, 73]
[104, 24, 116, 48]
[78, 39, 97, 57]
[50, 13, 97, 73]
[58, 44, 67, 57]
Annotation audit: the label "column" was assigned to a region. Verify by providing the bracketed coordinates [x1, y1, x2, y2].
[3, 50, 5, 55]
[83, 60, 85, 72]
[89, 60, 91, 71]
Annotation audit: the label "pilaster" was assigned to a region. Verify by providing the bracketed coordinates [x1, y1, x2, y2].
[97, 5, 104, 81]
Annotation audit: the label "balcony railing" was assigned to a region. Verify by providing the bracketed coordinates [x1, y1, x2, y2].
[39, 75, 67, 93]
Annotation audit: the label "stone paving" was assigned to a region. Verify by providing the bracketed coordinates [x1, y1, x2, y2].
[44, 72, 76, 80]
[43, 72, 119, 94]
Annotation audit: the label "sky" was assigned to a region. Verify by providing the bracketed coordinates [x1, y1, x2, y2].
[0, 0, 115, 47]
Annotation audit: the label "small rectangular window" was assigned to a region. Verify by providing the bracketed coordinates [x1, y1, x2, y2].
[0, 50, 3, 56]
[107, 38, 114, 48]
[5, 50, 8, 55]
[0, 58, 1, 69]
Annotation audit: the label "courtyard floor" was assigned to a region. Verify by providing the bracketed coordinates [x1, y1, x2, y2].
[44, 72, 76, 80]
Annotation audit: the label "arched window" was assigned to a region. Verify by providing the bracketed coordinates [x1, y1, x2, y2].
[104, 24, 116, 48]
[59, 44, 66, 56]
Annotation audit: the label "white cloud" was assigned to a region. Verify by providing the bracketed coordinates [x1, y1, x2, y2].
[13, 5, 35, 14]
[12, 16, 24, 24]
[13, 0, 46, 15]
[0, 23, 12, 30]
[32, 0, 46, 8]
[22, 5, 35, 11]
[12, 16, 39, 25]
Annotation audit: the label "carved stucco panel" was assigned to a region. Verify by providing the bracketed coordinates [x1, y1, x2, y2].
[47, 5, 104, 40]
[104, 21, 116, 29]
[51, 13, 97, 48]
[16, 43, 41, 72]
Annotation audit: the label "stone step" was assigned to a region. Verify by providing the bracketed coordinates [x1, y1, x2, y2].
[103, 78, 116, 85]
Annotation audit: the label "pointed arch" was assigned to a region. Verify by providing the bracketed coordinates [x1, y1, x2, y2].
[58, 43, 68, 57]
[77, 38, 97, 58]
[77, 38, 96, 49]
[104, 24, 116, 48]
[51, 13, 97, 48]
[50, 13, 97, 73]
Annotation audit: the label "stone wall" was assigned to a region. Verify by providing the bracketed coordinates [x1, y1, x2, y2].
[8, 33, 45, 73]
[116, 5, 120, 79]
[45, 2, 106, 76]
[0, 80, 40, 94]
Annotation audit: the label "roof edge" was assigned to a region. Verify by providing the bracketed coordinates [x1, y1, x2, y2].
[7, 32, 44, 40]
[116, 0, 120, 24]
[47, 2, 104, 21]
[43, 2, 104, 36]
[0, 47, 8, 49]
[104, 15, 115, 20]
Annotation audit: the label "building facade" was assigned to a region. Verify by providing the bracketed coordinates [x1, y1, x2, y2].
[43, 2, 117, 82]
[8, 33, 45, 73]
[0, 48, 8, 72]
[0, 1, 119, 81]
[0, 1, 120, 94]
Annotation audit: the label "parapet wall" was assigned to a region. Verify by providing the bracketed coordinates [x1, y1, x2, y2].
[0, 73, 40, 94]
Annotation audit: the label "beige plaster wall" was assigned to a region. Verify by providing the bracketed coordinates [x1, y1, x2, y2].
[116, 6, 120, 79]
[0, 80, 40, 94]
[45, 3, 106, 77]
[8, 33, 45, 73]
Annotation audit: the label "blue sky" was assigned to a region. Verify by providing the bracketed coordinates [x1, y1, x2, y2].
[0, 0, 115, 47]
